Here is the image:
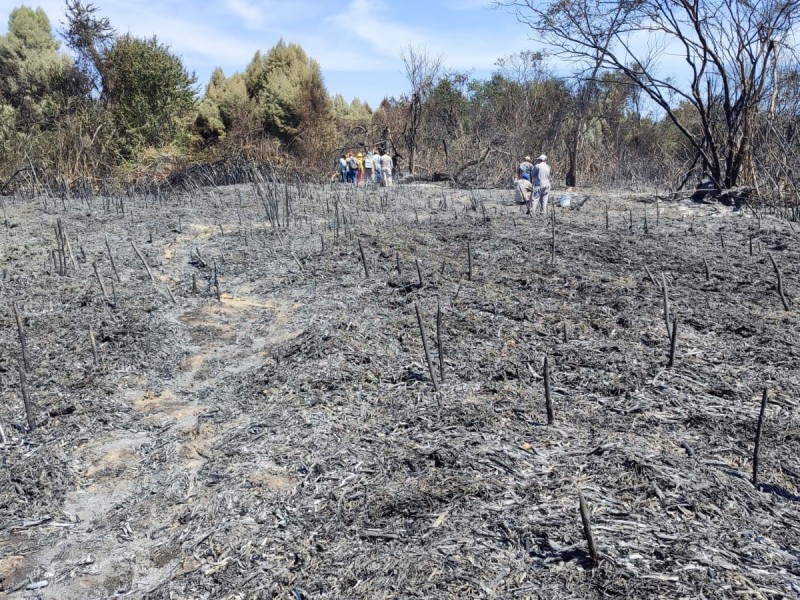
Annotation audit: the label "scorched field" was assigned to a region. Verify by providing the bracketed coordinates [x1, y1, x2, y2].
[0, 182, 798, 599]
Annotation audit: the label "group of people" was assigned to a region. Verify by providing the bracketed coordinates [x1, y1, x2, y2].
[514, 154, 551, 214]
[337, 149, 393, 187]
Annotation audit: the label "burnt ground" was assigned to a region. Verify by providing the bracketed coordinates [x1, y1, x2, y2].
[0, 182, 799, 599]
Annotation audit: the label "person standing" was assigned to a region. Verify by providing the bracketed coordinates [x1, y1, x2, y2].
[531, 154, 551, 214]
[518, 155, 533, 181]
[356, 152, 364, 185]
[363, 151, 374, 184]
[380, 149, 393, 187]
[338, 155, 347, 183]
[373, 148, 382, 185]
[346, 152, 358, 184]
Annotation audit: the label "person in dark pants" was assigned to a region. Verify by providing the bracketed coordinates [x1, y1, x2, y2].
[346, 152, 358, 184]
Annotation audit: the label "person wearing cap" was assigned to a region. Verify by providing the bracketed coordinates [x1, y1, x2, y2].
[531, 154, 551, 214]
[518, 155, 533, 181]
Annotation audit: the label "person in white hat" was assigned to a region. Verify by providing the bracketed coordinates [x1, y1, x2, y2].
[531, 154, 551, 214]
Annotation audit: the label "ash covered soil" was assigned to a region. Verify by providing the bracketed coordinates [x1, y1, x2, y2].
[0, 182, 799, 599]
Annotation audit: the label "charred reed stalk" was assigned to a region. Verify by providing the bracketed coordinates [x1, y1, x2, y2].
[605, 203, 609, 229]
[667, 317, 678, 367]
[579, 491, 599, 567]
[131, 242, 155, 283]
[544, 355, 554, 425]
[89, 326, 99, 366]
[192, 274, 198, 294]
[767, 252, 790, 311]
[752, 388, 769, 487]
[467, 242, 473, 281]
[437, 301, 445, 382]
[661, 274, 672, 340]
[414, 302, 440, 393]
[13, 301, 30, 372]
[213, 259, 221, 301]
[105, 234, 121, 282]
[56, 219, 76, 270]
[18, 364, 35, 432]
[550, 213, 556, 263]
[358, 239, 370, 278]
[562, 322, 569, 343]
[704, 258, 710, 282]
[415, 258, 424, 288]
[395, 251, 402, 274]
[644, 264, 657, 286]
[92, 261, 109, 304]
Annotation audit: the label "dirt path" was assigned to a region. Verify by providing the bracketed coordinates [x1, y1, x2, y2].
[1, 204, 303, 597]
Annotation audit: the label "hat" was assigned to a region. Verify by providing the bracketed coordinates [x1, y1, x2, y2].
[521, 173, 530, 180]
[537, 154, 547, 161]
[524, 155, 531, 161]
[357, 152, 363, 157]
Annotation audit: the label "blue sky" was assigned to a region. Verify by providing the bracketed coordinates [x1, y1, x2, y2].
[2, 0, 536, 107]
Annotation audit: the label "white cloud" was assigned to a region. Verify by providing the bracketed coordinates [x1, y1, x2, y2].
[223, 0, 267, 25]
[444, 0, 493, 9]
[326, 0, 427, 60]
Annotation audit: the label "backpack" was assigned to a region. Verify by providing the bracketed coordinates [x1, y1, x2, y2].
[364, 157, 373, 168]
[347, 157, 358, 170]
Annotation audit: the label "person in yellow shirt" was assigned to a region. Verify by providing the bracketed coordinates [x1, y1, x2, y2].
[356, 152, 364, 186]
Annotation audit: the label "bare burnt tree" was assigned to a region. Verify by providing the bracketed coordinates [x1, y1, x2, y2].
[400, 46, 443, 175]
[496, 0, 799, 192]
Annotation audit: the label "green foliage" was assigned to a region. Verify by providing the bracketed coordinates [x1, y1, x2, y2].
[0, 6, 73, 121]
[62, 0, 114, 95]
[244, 40, 329, 143]
[331, 94, 372, 130]
[195, 68, 249, 141]
[103, 34, 197, 159]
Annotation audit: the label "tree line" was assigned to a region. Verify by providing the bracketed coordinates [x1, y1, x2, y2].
[1, 0, 798, 199]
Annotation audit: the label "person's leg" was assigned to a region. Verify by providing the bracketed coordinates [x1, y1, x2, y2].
[540, 186, 550, 213]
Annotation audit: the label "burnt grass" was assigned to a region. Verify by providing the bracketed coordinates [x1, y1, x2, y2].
[0, 183, 799, 599]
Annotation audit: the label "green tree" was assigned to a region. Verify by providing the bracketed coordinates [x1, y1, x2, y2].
[0, 6, 73, 121]
[62, 0, 114, 97]
[244, 40, 330, 144]
[103, 34, 197, 158]
[195, 68, 249, 141]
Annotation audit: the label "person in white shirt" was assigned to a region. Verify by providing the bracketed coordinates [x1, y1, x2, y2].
[363, 151, 375, 184]
[379, 150, 393, 187]
[531, 154, 551, 213]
